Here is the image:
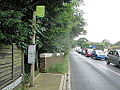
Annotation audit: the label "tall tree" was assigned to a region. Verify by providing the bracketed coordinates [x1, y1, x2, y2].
[114, 41, 120, 46]
[74, 38, 88, 46]
[101, 39, 111, 46]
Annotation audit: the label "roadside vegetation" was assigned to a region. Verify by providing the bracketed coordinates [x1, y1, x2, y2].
[47, 56, 68, 74]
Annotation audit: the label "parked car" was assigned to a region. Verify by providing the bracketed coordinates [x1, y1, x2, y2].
[74, 47, 81, 52]
[81, 49, 86, 55]
[91, 50, 108, 60]
[85, 49, 93, 57]
[106, 50, 120, 67]
[78, 48, 82, 53]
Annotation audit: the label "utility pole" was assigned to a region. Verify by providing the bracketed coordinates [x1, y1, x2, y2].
[30, 11, 36, 87]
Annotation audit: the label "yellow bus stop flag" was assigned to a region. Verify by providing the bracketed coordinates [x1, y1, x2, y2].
[36, 6, 45, 17]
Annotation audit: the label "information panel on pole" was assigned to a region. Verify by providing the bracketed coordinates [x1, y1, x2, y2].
[28, 45, 36, 64]
[36, 5, 45, 18]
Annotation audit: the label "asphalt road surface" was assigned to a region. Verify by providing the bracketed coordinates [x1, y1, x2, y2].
[70, 50, 120, 90]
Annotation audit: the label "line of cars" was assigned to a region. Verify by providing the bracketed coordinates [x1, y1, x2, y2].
[75, 47, 120, 68]
[78, 48, 108, 60]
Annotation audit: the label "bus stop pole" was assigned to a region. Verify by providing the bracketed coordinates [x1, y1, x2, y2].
[30, 11, 36, 87]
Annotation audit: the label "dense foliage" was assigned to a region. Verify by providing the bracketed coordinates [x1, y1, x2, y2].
[0, 10, 33, 51]
[0, 0, 86, 54]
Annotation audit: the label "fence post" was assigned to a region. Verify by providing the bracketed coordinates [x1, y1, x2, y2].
[21, 50, 24, 80]
[12, 44, 14, 79]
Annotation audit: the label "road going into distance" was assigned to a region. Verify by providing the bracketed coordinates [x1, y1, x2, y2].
[70, 50, 120, 90]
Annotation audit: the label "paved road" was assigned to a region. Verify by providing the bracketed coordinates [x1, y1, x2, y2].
[70, 50, 120, 90]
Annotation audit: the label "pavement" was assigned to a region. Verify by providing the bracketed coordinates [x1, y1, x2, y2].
[26, 55, 71, 90]
[29, 73, 64, 90]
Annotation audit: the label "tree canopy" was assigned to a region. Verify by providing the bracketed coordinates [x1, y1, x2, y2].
[101, 39, 111, 46]
[0, 0, 86, 54]
[74, 38, 88, 46]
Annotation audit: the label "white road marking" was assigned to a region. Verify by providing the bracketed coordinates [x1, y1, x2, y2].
[81, 55, 120, 76]
[98, 64, 120, 76]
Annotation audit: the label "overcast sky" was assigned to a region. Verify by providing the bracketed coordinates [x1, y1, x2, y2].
[76, 0, 120, 44]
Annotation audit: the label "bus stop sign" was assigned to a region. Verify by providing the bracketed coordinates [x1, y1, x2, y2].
[36, 6, 45, 18]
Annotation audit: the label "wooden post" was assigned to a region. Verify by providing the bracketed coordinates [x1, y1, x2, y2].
[30, 64, 35, 86]
[12, 44, 14, 79]
[22, 50, 25, 81]
[36, 49, 39, 73]
[30, 11, 36, 87]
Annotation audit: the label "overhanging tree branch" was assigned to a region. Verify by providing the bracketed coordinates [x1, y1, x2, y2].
[22, 0, 42, 9]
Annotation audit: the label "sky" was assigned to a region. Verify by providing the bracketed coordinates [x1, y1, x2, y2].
[76, 0, 120, 44]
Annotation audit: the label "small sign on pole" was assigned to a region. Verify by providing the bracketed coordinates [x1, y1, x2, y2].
[36, 5, 45, 18]
[28, 45, 36, 64]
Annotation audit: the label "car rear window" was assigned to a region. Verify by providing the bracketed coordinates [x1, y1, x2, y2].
[88, 49, 93, 52]
[96, 50, 104, 54]
[117, 51, 120, 55]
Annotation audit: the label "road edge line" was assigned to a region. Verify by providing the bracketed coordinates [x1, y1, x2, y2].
[98, 64, 120, 76]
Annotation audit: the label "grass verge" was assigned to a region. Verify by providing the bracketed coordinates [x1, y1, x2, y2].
[47, 55, 68, 74]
